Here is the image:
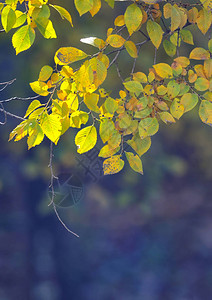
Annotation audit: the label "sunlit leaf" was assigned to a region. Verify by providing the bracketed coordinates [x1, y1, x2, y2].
[75, 125, 97, 154]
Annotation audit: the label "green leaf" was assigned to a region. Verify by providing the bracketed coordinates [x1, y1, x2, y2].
[50, 4, 73, 26]
[35, 17, 57, 39]
[99, 118, 115, 143]
[125, 151, 143, 174]
[124, 3, 143, 36]
[75, 125, 97, 154]
[199, 100, 212, 126]
[159, 112, 176, 124]
[104, 0, 114, 8]
[1, 5, 16, 32]
[138, 117, 159, 139]
[39, 65, 53, 81]
[12, 25, 35, 54]
[180, 93, 198, 113]
[147, 20, 164, 49]
[74, 0, 94, 16]
[123, 81, 143, 96]
[163, 39, 176, 57]
[180, 29, 194, 45]
[103, 155, 124, 175]
[13, 10, 27, 28]
[40, 113, 62, 144]
[194, 77, 209, 91]
[127, 133, 151, 156]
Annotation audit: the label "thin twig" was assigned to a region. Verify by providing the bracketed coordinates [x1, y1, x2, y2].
[48, 141, 79, 238]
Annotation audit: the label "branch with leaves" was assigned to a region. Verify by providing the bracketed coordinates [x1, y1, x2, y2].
[1, 0, 212, 177]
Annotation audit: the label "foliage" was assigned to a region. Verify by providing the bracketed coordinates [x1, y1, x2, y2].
[1, 0, 212, 175]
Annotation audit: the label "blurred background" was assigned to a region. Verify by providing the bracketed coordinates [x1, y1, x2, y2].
[0, 1, 212, 299]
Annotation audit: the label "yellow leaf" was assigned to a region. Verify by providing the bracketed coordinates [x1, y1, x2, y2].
[9, 120, 29, 142]
[189, 47, 210, 60]
[27, 121, 44, 149]
[199, 100, 212, 126]
[75, 125, 97, 154]
[147, 20, 163, 49]
[153, 63, 173, 79]
[174, 56, 190, 68]
[30, 81, 49, 96]
[99, 144, 120, 158]
[106, 34, 126, 48]
[196, 8, 212, 35]
[40, 113, 62, 144]
[55, 47, 89, 65]
[159, 112, 176, 124]
[89, 0, 101, 17]
[84, 93, 100, 113]
[70, 111, 89, 128]
[103, 155, 124, 175]
[124, 3, 143, 36]
[170, 98, 184, 119]
[124, 41, 138, 58]
[114, 15, 125, 27]
[24, 100, 42, 118]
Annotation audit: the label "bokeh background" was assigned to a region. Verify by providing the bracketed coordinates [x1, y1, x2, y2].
[0, 1, 212, 299]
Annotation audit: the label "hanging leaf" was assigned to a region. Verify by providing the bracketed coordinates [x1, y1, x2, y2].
[39, 65, 53, 81]
[147, 20, 163, 49]
[124, 3, 143, 36]
[127, 133, 151, 156]
[50, 4, 73, 26]
[199, 100, 212, 126]
[125, 151, 143, 174]
[124, 41, 138, 58]
[24, 100, 42, 118]
[27, 121, 44, 149]
[75, 125, 97, 154]
[12, 25, 35, 54]
[40, 113, 62, 144]
[1, 5, 16, 32]
[138, 117, 159, 139]
[180, 93, 198, 113]
[103, 155, 124, 175]
[163, 39, 176, 57]
[74, 0, 94, 16]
